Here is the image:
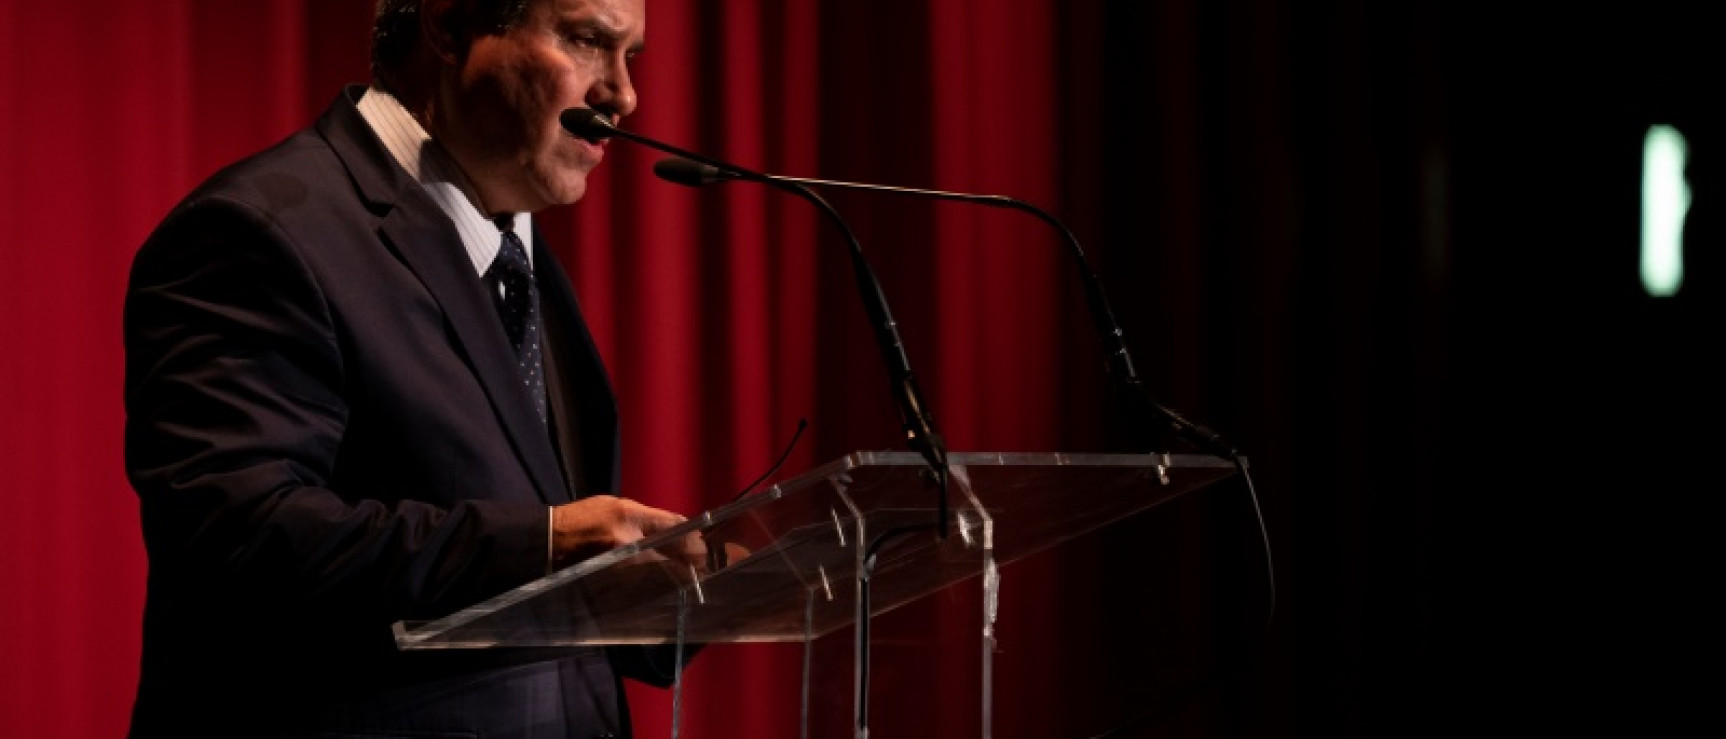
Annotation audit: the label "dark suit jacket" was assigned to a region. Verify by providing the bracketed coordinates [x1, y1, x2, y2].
[123, 86, 666, 739]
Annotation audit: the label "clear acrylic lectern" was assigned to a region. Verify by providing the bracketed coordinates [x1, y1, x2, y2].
[393, 450, 1238, 738]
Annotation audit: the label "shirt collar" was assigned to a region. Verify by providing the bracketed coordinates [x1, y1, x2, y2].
[355, 86, 532, 276]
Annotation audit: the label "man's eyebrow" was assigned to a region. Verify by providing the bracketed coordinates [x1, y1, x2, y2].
[569, 14, 645, 45]
[568, 15, 644, 53]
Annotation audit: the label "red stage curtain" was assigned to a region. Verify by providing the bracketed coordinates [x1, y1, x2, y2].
[1, 2, 1131, 737]
[2, 3, 316, 737]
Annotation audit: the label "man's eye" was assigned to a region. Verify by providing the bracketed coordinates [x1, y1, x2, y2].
[558, 31, 601, 51]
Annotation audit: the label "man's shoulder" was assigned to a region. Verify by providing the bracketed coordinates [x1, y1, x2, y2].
[170, 88, 387, 225]
[133, 88, 422, 276]
[185, 127, 348, 214]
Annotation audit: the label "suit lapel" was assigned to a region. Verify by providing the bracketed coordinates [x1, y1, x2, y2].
[316, 86, 570, 506]
[536, 236, 621, 496]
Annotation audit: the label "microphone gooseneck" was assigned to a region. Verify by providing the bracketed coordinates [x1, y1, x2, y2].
[560, 109, 951, 490]
[652, 156, 1238, 461]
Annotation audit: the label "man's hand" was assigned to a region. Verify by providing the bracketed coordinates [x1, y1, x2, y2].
[551, 496, 707, 569]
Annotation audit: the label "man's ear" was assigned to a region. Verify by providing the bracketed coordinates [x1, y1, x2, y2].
[418, 0, 463, 64]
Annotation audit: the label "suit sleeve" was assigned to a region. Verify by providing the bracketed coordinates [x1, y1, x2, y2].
[124, 196, 548, 623]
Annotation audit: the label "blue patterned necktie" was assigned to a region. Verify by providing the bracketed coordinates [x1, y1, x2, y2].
[486, 226, 547, 425]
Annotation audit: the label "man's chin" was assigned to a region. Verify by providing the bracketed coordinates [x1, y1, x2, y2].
[529, 174, 589, 210]
[555, 184, 588, 206]
[557, 170, 594, 205]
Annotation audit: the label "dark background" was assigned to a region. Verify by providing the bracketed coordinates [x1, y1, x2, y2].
[792, 2, 1721, 735]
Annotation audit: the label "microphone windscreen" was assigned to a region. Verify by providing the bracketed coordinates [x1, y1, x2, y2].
[559, 108, 613, 141]
[652, 157, 724, 186]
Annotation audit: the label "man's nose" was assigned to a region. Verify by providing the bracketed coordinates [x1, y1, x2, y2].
[586, 58, 637, 120]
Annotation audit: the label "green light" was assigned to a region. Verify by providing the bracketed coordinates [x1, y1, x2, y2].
[1641, 124, 1689, 298]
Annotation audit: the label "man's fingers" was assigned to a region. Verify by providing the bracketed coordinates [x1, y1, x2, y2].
[553, 496, 708, 568]
[633, 506, 688, 535]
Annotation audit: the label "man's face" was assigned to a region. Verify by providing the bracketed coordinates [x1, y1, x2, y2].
[435, 0, 645, 215]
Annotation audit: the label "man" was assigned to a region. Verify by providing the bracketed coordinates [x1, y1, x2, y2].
[122, 0, 701, 736]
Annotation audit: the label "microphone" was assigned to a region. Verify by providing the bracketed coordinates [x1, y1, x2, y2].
[656, 155, 1278, 701]
[651, 157, 727, 186]
[652, 157, 1238, 461]
[560, 108, 952, 487]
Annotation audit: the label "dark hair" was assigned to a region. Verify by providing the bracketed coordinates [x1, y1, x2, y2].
[371, 0, 535, 83]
